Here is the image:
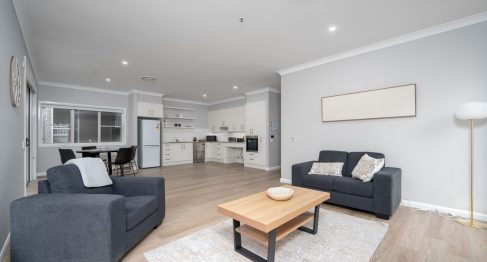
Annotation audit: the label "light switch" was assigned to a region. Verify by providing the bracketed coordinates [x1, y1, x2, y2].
[291, 136, 296, 142]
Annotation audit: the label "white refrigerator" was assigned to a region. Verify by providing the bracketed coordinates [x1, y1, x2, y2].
[138, 119, 161, 168]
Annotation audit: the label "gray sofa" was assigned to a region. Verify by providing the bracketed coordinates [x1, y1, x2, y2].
[292, 150, 401, 219]
[10, 164, 165, 262]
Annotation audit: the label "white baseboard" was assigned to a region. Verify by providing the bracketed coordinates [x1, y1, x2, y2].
[266, 166, 281, 171]
[0, 233, 10, 261]
[37, 171, 46, 177]
[280, 178, 292, 184]
[244, 163, 266, 170]
[401, 199, 487, 222]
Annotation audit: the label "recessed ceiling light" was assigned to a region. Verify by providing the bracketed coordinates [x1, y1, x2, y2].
[121, 60, 129, 65]
[105, 78, 111, 82]
[233, 85, 238, 89]
[203, 92, 207, 98]
[141, 76, 157, 81]
[328, 25, 337, 32]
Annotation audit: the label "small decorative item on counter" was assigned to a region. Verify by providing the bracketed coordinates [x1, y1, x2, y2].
[266, 187, 294, 201]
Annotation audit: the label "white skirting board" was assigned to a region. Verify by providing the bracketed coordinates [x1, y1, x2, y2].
[279, 177, 487, 221]
[0, 233, 10, 261]
[266, 166, 281, 171]
[401, 200, 487, 222]
[280, 178, 292, 184]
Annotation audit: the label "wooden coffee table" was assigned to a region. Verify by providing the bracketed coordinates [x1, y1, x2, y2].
[217, 185, 330, 262]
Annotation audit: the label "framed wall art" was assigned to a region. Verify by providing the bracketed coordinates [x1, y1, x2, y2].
[321, 84, 416, 122]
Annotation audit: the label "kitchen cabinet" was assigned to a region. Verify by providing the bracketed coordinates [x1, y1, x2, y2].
[245, 99, 266, 136]
[244, 98, 267, 168]
[206, 142, 224, 162]
[206, 142, 244, 164]
[162, 143, 193, 166]
[138, 102, 163, 118]
[227, 106, 246, 132]
[244, 151, 265, 166]
[216, 143, 224, 160]
[208, 105, 245, 133]
[205, 143, 217, 160]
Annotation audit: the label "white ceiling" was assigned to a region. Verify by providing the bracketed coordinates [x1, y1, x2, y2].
[13, 0, 487, 102]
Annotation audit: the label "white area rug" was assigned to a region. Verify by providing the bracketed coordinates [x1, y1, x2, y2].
[144, 209, 388, 262]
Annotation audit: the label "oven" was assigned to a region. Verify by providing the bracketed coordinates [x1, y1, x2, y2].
[246, 136, 258, 152]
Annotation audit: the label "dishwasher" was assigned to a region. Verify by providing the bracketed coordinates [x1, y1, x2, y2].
[193, 142, 205, 163]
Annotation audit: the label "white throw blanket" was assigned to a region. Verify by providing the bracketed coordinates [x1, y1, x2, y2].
[65, 158, 113, 187]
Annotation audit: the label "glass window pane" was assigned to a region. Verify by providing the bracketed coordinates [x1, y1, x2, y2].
[74, 110, 99, 143]
[101, 127, 121, 142]
[101, 112, 122, 127]
[40, 103, 124, 145]
[42, 106, 72, 144]
[101, 112, 122, 142]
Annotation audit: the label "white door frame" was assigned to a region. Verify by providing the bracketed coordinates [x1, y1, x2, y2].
[22, 56, 38, 192]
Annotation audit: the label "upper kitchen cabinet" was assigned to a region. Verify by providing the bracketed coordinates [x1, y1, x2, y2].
[208, 105, 245, 133]
[245, 99, 266, 136]
[228, 106, 245, 132]
[138, 102, 163, 118]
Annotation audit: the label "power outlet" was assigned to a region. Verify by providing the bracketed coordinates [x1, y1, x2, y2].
[291, 136, 296, 142]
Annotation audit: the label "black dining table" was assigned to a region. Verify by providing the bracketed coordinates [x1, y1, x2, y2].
[76, 148, 119, 175]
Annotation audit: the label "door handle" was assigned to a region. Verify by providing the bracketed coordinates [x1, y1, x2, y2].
[25, 138, 30, 147]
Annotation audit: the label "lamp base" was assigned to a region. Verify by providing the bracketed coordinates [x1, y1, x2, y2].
[455, 218, 487, 229]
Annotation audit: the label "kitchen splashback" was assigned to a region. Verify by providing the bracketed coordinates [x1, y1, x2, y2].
[163, 128, 208, 142]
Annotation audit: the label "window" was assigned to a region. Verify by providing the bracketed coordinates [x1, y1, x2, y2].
[40, 102, 125, 146]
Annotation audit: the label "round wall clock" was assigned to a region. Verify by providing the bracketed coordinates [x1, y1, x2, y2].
[9, 56, 22, 107]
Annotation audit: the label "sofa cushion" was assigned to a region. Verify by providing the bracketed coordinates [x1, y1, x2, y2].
[318, 151, 349, 176]
[125, 195, 158, 230]
[308, 162, 344, 176]
[333, 176, 374, 197]
[302, 174, 337, 191]
[351, 154, 385, 182]
[347, 152, 385, 176]
[47, 164, 114, 194]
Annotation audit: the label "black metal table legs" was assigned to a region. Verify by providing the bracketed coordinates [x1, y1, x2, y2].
[298, 205, 320, 234]
[232, 205, 320, 262]
[233, 220, 276, 262]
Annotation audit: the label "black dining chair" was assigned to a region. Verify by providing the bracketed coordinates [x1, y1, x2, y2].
[112, 147, 135, 176]
[81, 146, 100, 158]
[58, 149, 76, 164]
[129, 145, 138, 175]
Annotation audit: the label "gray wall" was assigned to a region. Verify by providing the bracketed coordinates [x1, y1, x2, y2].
[0, 0, 36, 252]
[268, 92, 281, 168]
[162, 99, 208, 128]
[37, 84, 131, 173]
[281, 22, 487, 214]
[208, 98, 246, 111]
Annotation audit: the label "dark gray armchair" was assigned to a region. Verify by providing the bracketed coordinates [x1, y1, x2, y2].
[10, 164, 165, 262]
[292, 150, 401, 219]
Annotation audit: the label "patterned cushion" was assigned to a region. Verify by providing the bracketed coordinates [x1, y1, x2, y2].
[351, 154, 385, 182]
[308, 162, 344, 176]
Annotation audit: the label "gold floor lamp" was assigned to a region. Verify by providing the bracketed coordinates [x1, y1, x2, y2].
[455, 101, 487, 228]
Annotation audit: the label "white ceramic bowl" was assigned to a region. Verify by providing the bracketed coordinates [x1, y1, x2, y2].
[267, 187, 294, 201]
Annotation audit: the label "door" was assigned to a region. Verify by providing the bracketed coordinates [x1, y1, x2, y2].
[24, 84, 32, 186]
[23, 56, 37, 187]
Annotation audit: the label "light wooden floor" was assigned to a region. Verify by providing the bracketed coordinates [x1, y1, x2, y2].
[10, 162, 487, 262]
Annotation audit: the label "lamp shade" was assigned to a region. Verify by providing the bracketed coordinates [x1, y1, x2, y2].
[455, 101, 487, 120]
